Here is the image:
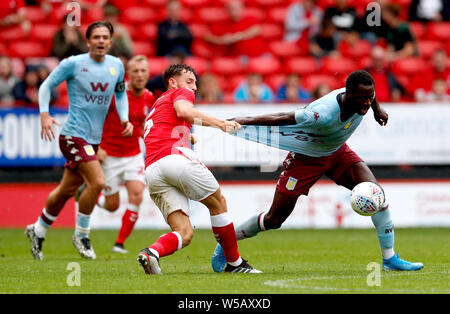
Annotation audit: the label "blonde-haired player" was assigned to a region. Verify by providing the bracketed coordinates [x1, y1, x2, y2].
[96, 55, 155, 253]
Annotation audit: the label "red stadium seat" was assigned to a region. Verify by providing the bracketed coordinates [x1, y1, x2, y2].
[316, 0, 337, 9]
[260, 24, 283, 41]
[210, 57, 245, 76]
[228, 74, 247, 92]
[428, 22, 450, 41]
[196, 7, 228, 24]
[30, 24, 59, 42]
[184, 57, 209, 75]
[269, 40, 305, 59]
[141, 24, 158, 41]
[189, 24, 209, 38]
[247, 56, 281, 75]
[132, 41, 155, 57]
[25, 6, 48, 24]
[321, 57, 358, 77]
[391, 57, 428, 76]
[9, 42, 49, 59]
[265, 74, 286, 91]
[267, 7, 288, 24]
[0, 42, 7, 55]
[121, 7, 158, 24]
[0, 26, 28, 42]
[180, 0, 212, 8]
[191, 40, 214, 59]
[284, 57, 319, 76]
[351, 0, 373, 16]
[147, 57, 170, 77]
[243, 7, 265, 20]
[417, 40, 443, 59]
[409, 22, 426, 40]
[253, 0, 287, 7]
[84, 7, 104, 23]
[358, 56, 372, 69]
[143, 0, 167, 7]
[303, 74, 339, 91]
[339, 39, 372, 59]
[108, 0, 140, 11]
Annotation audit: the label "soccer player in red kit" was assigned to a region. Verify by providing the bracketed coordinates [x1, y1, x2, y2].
[96, 55, 154, 253]
[136, 64, 261, 274]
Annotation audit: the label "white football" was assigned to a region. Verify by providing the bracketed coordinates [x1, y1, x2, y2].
[350, 182, 385, 216]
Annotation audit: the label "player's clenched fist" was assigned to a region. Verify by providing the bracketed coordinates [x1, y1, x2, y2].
[223, 120, 241, 134]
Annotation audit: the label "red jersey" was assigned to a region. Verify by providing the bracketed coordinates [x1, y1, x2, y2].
[144, 87, 195, 167]
[100, 89, 155, 157]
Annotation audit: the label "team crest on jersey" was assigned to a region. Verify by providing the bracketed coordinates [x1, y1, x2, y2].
[344, 119, 355, 130]
[286, 177, 298, 191]
[83, 145, 95, 156]
[313, 112, 319, 121]
[109, 67, 116, 76]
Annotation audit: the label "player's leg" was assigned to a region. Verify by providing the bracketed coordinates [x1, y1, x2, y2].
[112, 180, 145, 253]
[137, 156, 192, 274]
[137, 210, 190, 275]
[211, 151, 317, 272]
[96, 155, 121, 211]
[112, 154, 147, 252]
[100, 193, 120, 211]
[211, 189, 299, 272]
[201, 188, 261, 273]
[26, 168, 84, 260]
[332, 148, 423, 271]
[71, 159, 105, 259]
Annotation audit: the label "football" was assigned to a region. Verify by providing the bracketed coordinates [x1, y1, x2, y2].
[350, 182, 385, 216]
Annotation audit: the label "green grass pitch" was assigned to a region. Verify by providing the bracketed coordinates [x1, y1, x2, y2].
[0, 228, 448, 294]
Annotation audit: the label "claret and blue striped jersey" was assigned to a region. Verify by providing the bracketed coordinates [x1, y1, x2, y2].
[39, 53, 128, 144]
[235, 88, 365, 157]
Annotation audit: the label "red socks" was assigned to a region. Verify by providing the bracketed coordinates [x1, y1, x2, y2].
[146, 212, 240, 265]
[211, 213, 241, 264]
[149, 232, 182, 258]
[116, 208, 138, 245]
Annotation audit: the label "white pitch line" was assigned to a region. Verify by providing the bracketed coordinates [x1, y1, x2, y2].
[263, 271, 450, 293]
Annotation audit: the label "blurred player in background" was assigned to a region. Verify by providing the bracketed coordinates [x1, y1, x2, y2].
[137, 64, 261, 274]
[25, 21, 133, 260]
[95, 55, 155, 254]
[211, 70, 424, 272]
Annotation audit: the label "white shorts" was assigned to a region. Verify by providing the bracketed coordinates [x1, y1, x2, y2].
[145, 147, 219, 222]
[102, 153, 146, 196]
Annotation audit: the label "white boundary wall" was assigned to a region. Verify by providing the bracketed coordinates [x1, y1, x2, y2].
[192, 104, 450, 166]
[89, 180, 450, 229]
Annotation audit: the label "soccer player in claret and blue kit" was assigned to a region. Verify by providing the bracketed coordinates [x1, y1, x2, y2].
[211, 70, 424, 272]
[25, 21, 133, 260]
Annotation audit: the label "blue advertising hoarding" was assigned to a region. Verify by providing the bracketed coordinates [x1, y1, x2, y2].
[0, 107, 67, 167]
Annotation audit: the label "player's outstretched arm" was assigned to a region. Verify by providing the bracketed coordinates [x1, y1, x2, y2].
[174, 100, 240, 133]
[228, 111, 297, 126]
[371, 97, 388, 126]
